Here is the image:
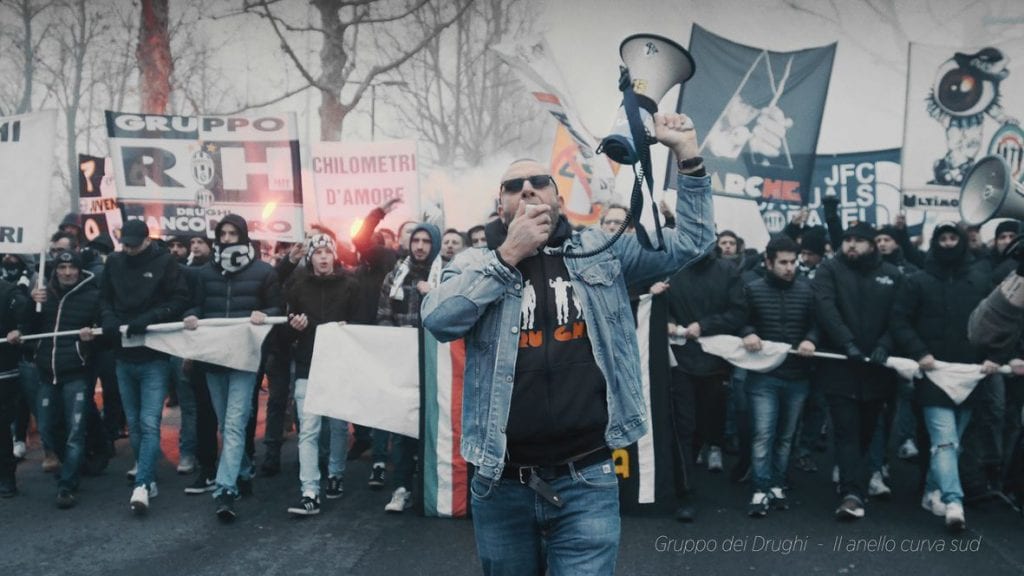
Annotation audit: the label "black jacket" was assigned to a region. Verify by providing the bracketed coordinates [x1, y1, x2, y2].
[100, 243, 190, 362]
[186, 259, 282, 320]
[742, 274, 818, 380]
[352, 207, 399, 325]
[813, 250, 902, 399]
[666, 255, 747, 376]
[32, 272, 101, 384]
[284, 266, 359, 379]
[0, 279, 30, 378]
[891, 235, 995, 407]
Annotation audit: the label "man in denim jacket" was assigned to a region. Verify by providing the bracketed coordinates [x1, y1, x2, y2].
[422, 112, 713, 576]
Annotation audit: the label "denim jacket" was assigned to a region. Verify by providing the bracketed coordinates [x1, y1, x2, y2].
[421, 173, 713, 480]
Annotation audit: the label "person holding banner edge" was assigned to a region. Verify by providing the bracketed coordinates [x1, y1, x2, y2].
[421, 111, 713, 576]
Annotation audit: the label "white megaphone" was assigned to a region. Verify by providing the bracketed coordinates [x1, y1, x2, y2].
[598, 34, 695, 165]
[959, 155, 1024, 226]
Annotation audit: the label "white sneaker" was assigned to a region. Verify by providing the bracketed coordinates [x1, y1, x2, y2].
[130, 486, 149, 514]
[707, 446, 723, 472]
[898, 439, 919, 460]
[921, 490, 946, 516]
[868, 471, 891, 497]
[944, 502, 966, 531]
[148, 482, 159, 498]
[127, 463, 138, 481]
[12, 440, 26, 459]
[176, 454, 196, 475]
[384, 487, 412, 513]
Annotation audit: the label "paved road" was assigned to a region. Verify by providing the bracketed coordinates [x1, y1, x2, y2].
[3, 392, 1023, 576]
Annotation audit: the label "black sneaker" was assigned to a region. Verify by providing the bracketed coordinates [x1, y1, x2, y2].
[287, 495, 321, 516]
[0, 479, 16, 498]
[184, 475, 216, 495]
[56, 488, 76, 509]
[835, 494, 865, 520]
[368, 462, 385, 490]
[325, 476, 344, 500]
[238, 477, 253, 498]
[769, 487, 789, 511]
[215, 493, 237, 522]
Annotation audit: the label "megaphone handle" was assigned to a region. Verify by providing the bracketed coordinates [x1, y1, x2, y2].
[617, 66, 631, 91]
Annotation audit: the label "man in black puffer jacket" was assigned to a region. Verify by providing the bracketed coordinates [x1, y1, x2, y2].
[891, 222, 1000, 531]
[27, 250, 101, 509]
[663, 250, 747, 521]
[282, 234, 359, 516]
[813, 221, 902, 520]
[739, 236, 818, 518]
[100, 219, 190, 514]
[183, 214, 281, 522]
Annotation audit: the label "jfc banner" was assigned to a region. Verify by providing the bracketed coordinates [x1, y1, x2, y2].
[667, 25, 835, 207]
[0, 110, 57, 253]
[105, 111, 304, 242]
[902, 40, 1024, 213]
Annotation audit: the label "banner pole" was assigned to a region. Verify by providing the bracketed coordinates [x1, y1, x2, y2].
[35, 246, 46, 312]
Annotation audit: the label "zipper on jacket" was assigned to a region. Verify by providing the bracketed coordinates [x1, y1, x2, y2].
[50, 272, 93, 385]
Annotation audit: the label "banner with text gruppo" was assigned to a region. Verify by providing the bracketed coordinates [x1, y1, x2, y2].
[667, 24, 835, 207]
[105, 111, 304, 242]
[311, 140, 420, 242]
[0, 110, 57, 253]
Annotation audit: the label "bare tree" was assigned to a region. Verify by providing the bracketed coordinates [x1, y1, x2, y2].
[137, 0, 173, 114]
[0, 0, 53, 115]
[242, 0, 473, 140]
[388, 0, 543, 167]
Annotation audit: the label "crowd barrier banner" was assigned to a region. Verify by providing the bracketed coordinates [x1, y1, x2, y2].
[0, 110, 57, 253]
[667, 24, 836, 210]
[902, 39, 1024, 213]
[133, 317, 284, 372]
[105, 111, 304, 242]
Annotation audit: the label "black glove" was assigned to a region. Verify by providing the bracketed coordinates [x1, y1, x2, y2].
[126, 320, 150, 337]
[869, 346, 889, 365]
[102, 321, 121, 339]
[843, 342, 865, 363]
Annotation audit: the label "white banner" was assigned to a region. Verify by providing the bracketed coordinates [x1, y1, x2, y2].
[305, 324, 420, 438]
[0, 110, 57, 253]
[902, 41, 1024, 212]
[106, 112, 304, 242]
[128, 318, 282, 372]
[311, 140, 420, 242]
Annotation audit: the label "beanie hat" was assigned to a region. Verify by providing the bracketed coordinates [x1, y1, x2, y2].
[995, 220, 1021, 238]
[800, 230, 827, 256]
[306, 233, 337, 262]
[842, 222, 876, 242]
[875, 225, 900, 240]
[52, 249, 82, 270]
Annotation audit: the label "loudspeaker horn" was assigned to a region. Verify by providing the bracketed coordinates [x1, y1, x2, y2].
[959, 155, 1024, 226]
[599, 34, 695, 165]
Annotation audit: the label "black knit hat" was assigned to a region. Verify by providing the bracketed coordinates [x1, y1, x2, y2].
[842, 222, 876, 242]
[995, 220, 1021, 238]
[800, 230, 827, 256]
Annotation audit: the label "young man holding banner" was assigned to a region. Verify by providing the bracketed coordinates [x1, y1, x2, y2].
[422, 112, 713, 576]
[100, 220, 189, 514]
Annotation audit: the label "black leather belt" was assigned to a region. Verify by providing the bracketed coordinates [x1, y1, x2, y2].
[501, 448, 611, 483]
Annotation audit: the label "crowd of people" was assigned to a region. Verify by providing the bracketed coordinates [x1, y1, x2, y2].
[1, 138, 1023, 573]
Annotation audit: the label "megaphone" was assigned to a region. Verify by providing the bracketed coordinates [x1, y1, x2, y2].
[598, 34, 696, 165]
[959, 155, 1024, 226]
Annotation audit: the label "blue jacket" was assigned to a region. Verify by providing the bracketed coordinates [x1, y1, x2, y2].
[421, 173, 714, 480]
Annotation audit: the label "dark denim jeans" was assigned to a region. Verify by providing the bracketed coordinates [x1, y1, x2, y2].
[470, 458, 620, 576]
[747, 373, 809, 492]
[37, 378, 90, 490]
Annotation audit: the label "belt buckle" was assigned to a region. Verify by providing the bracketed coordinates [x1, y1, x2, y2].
[518, 465, 535, 484]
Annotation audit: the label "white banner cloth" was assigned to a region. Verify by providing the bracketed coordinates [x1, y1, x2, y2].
[304, 324, 420, 438]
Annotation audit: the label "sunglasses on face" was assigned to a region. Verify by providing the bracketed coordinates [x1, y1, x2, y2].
[501, 175, 553, 193]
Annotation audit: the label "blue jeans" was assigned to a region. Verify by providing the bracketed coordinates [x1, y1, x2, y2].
[471, 458, 620, 576]
[206, 369, 257, 497]
[923, 405, 972, 505]
[747, 373, 809, 492]
[293, 378, 348, 496]
[116, 358, 170, 488]
[169, 356, 197, 459]
[36, 378, 89, 490]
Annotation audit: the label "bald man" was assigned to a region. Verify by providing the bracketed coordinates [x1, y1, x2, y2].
[423, 112, 714, 575]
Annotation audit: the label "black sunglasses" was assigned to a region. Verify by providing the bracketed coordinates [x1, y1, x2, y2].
[501, 175, 553, 193]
